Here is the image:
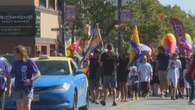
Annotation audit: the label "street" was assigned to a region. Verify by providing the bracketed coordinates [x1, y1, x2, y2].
[89, 97, 195, 110]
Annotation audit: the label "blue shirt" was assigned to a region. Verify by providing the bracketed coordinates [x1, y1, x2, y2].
[11, 59, 38, 90]
[138, 63, 153, 82]
[0, 57, 11, 90]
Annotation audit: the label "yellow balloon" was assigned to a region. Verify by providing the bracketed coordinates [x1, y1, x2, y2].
[185, 33, 193, 43]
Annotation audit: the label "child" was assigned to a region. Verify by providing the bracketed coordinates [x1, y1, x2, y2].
[129, 66, 139, 100]
[167, 62, 180, 100]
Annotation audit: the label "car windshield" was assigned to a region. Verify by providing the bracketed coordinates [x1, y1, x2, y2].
[36, 60, 70, 75]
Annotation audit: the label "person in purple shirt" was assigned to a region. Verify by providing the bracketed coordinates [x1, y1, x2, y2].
[0, 57, 11, 110]
[8, 45, 40, 110]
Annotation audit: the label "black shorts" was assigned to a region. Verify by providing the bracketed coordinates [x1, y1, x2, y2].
[140, 82, 150, 95]
[132, 83, 139, 93]
[89, 79, 101, 91]
[103, 76, 117, 89]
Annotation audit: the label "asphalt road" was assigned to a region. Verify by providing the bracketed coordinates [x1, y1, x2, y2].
[89, 97, 195, 110]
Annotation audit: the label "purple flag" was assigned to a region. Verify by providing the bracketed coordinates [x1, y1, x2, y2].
[171, 17, 192, 54]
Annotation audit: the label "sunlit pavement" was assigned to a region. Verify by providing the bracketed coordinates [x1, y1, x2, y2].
[89, 97, 195, 110]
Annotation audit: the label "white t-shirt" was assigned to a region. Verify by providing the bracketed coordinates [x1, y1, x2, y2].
[138, 63, 153, 82]
[168, 59, 182, 70]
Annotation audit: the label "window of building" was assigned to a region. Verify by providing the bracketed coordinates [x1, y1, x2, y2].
[40, 0, 46, 8]
[41, 46, 47, 55]
[50, 44, 56, 56]
[48, 0, 55, 10]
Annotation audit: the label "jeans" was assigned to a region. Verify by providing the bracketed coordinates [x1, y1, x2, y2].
[188, 78, 195, 101]
[0, 90, 5, 110]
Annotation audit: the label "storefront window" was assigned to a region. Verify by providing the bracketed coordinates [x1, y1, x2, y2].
[50, 45, 56, 56]
[41, 46, 47, 55]
[40, 0, 46, 8]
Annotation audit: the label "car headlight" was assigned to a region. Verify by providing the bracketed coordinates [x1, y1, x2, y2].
[54, 83, 71, 91]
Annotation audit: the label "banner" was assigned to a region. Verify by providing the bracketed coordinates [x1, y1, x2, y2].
[0, 10, 35, 36]
[171, 17, 192, 54]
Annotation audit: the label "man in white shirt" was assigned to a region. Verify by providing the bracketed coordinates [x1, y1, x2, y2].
[138, 55, 153, 97]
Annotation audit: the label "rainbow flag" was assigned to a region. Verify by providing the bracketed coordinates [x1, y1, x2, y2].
[80, 25, 103, 66]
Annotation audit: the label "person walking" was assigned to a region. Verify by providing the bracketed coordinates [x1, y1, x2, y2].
[178, 53, 187, 98]
[89, 49, 101, 104]
[149, 57, 159, 96]
[0, 56, 11, 110]
[156, 47, 170, 98]
[100, 44, 117, 106]
[129, 66, 139, 101]
[8, 45, 41, 110]
[118, 51, 129, 102]
[185, 54, 195, 104]
[168, 54, 182, 99]
[183, 61, 191, 98]
[138, 55, 153, 97]
[167, 62, 180, 100]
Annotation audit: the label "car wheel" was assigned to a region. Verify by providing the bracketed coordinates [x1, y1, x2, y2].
[68, 92, 78, 110]
[79, 90, 89, 110]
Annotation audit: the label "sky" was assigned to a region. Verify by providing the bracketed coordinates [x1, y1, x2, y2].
[159, 0, 195, 14]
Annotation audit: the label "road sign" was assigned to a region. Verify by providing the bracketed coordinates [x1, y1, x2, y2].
[120, 10, 132, 22]
[65, 5, 76, 21]
[51, 28, 61, 31]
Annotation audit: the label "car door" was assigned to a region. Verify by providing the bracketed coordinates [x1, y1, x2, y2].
[70, 60, 88, 107]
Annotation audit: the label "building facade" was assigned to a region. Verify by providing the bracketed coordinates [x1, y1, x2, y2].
[0, 0, 63, 56]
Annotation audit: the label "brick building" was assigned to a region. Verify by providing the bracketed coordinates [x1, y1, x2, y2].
[0, 0, 63, 56]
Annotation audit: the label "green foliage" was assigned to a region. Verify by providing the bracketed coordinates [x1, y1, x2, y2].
[67, 0, 195, 47]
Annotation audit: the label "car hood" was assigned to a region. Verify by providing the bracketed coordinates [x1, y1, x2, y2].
[33, 75, 72, 88]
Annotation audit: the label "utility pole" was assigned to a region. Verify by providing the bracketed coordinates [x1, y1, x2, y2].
[61, 0, 65, 56]
[118, 0, 122, 53]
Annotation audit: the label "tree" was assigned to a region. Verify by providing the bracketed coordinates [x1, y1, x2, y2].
[68, 0, 195, 47]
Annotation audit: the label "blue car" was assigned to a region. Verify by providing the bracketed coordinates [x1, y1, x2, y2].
[5, 57, 89, 110]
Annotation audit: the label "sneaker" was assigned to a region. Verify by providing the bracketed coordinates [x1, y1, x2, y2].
[94, 100, 99, 104]
[188, 101, 195, 105]
[161, 93, 165, 98]
[100, 100, 106, 106]
[191, 100, 195, 105]
[112, 101, 117, 106]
